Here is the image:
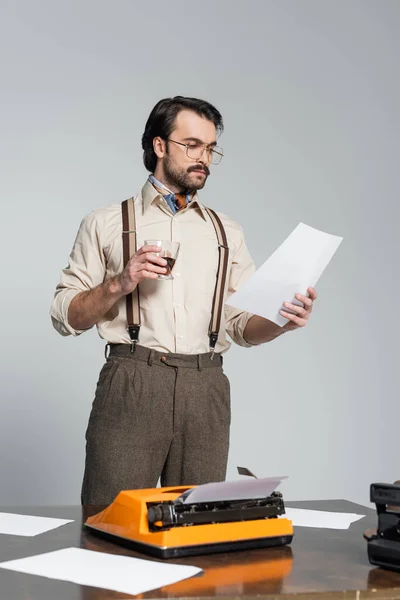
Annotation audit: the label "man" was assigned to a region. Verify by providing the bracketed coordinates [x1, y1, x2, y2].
[51, 96, 317, 505]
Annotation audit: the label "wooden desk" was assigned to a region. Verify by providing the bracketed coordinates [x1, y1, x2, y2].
[1, 499, 400, 600]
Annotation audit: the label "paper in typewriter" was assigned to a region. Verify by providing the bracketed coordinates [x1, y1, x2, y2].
[226, 223, 343, 327]
[179, 476, 287, 504]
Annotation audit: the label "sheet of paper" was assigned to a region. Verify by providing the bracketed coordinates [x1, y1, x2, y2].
[0, 548, 202, 596]
[179, 476, 287, 504]
[226, 222, 343, 326]
[0, 512, 74, 537]
[283, 508, 365, 529]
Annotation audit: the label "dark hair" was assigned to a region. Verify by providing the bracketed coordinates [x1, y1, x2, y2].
[141, 96, 224, 172]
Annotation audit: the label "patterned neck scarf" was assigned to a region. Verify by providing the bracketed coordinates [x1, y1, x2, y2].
[148, 174, 194, 214]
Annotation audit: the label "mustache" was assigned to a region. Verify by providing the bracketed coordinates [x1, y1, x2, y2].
[187, 165, 210, 176]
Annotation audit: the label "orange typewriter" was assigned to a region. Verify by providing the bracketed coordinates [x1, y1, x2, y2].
[85, 472, 293, 558]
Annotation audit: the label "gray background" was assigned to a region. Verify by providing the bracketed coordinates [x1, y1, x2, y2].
[1, 0, 399, 507]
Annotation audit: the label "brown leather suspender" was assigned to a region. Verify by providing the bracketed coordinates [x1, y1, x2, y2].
[203, 207, 230, 356]
[121, 198, 229, 356]
[121, 198, 141, 350]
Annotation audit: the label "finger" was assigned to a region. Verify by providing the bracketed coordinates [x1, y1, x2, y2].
[136, 262, 167, 275]
[280, 310, 307, 327]
[140, 270, 159, 280]
[295, 294, 313, 309]
[137, 244, 163, 254]
[283, 302, 308, 318]
[134, 252, 167, 266]
[307, 287, 318, 300]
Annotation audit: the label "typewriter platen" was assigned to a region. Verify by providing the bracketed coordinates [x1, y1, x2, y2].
[365, 482, 400, 571]
[85, 478, 293, 558]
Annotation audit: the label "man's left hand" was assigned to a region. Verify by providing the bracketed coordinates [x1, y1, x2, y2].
[280, 287, 318, 331]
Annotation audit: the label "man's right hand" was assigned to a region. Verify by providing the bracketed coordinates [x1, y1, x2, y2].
[68, 245, 167, 331]
[117, 245, 167, 295]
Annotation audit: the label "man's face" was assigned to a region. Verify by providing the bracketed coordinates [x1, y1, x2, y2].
[157, 109, 217, 192]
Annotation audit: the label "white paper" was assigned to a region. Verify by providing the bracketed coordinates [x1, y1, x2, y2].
[179, 476, 287, 504]
[283, 508, 365, 529]
[0, 548, 202, 596]
[227, 222, 343, 326]
[0, 512, 74, 537]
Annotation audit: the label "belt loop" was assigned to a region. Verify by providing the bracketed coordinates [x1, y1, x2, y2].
[104, 343, 110, 360]
[148, 349, 155, 366]
[197, 354, 202, 371]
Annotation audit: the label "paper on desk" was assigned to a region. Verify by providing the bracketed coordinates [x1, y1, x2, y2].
[179, 476, 287, 504]
[226, 223, 343, 327]
[0, 547, 202, 596]
[283, 508, 365, 529]
[0, 512, 73, 537]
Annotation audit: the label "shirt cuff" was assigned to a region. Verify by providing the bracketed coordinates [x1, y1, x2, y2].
[50, 289, 90, 337]
[227, 310, 259, 348]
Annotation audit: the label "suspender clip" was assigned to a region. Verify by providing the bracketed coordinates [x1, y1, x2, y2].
[209, 332, 218, 360]
[128, 325, 140, 353]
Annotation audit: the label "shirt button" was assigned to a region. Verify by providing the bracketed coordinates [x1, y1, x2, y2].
[176, 304, 181, 308]
[175, 272, 180, 277]
[178, 335, 184, 339]
[161, 356, 167, 362]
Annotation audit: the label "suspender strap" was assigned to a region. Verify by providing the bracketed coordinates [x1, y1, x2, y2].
[204, 207, 230, 357]
[121, 198, 140, 352]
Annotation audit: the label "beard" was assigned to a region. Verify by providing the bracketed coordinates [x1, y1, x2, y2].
[163, 152, 210, 193]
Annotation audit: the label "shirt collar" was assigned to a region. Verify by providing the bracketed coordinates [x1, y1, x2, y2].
[140, 178, 208, 221]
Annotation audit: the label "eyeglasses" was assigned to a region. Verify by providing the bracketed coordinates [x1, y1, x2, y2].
[168, 139, 224, 165]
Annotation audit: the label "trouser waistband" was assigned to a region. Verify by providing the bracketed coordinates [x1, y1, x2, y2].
[106, 343, 223, 369]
